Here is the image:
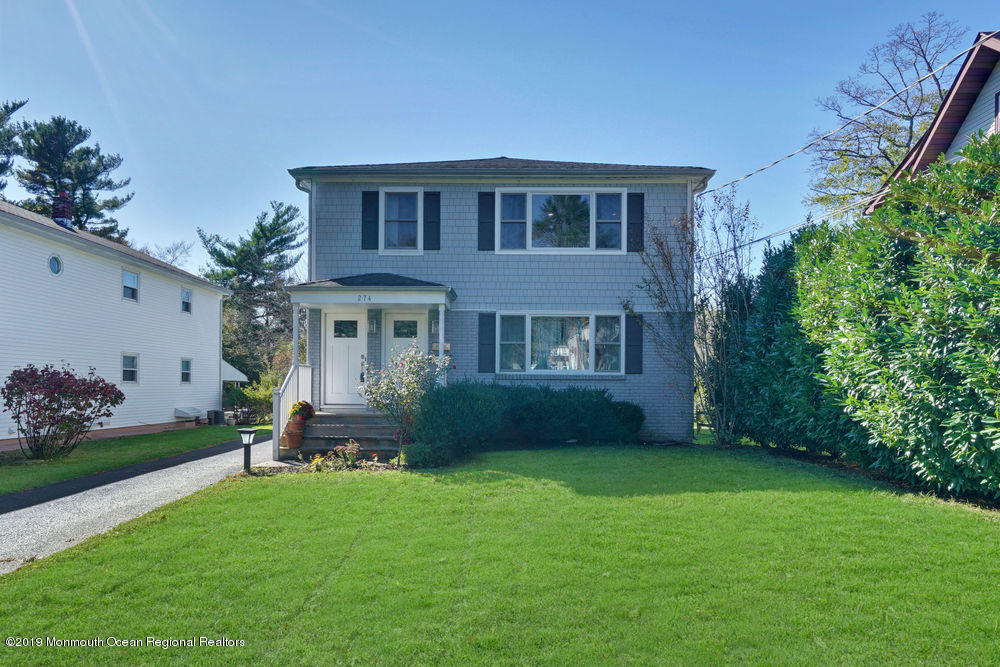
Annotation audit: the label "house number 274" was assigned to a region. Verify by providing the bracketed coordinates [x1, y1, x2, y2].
[357, 294, 373, 302]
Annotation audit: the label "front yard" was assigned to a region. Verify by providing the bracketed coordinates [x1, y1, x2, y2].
[2, 445, 1000, 664]
[0, 426, 267, 496]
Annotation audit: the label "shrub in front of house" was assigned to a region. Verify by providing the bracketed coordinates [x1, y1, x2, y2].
[408, 382, 644, 467]
[1, 364, 125, 459]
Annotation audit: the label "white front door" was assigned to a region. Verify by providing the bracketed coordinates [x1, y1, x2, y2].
[325, 312, 366, 405]
[383, 311, 428, 365]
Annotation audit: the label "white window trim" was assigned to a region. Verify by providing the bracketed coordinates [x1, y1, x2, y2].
[122, 353, 139, 384]
[122, 269, 140, 303]
[378, 186, 423, 255]
[495, 312, 625, 375]
[494, 187, 627, 255]
[180, 358, 192, 384]
[181, 287, 193, 314]
[48, 254, 63, 276]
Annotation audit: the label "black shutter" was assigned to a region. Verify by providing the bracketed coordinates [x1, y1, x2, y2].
[478, 312, 496, 373]
[478, 192, 495, 251]
[424, 192, 440, 250]
[625, 314, 643, 374]
[627, 192, 644, 252]
[361, 191, 378, 250]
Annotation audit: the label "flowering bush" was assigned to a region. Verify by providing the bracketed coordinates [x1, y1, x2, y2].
[289, 400, 315, 420]
[359, 343, 449, 461]
[1, 364, 125, 459]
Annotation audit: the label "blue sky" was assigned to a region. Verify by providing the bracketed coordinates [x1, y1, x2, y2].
[1, 1, 997, 274]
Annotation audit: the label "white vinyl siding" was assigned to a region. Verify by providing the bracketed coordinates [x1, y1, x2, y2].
[945, 61, 1000, 159]
[0, 223, 224, 437]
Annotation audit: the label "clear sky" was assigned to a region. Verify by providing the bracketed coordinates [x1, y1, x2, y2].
[1, 1, 997, 274]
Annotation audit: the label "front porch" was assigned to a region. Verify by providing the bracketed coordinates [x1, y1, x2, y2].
[272, 273, 456, 460]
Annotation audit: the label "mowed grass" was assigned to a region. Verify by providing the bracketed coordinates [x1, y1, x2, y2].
[0, 426, 267, 495]
[2, 446, 1000, 664]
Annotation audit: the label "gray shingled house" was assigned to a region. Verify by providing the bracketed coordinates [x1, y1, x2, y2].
[272, 157, 713, 458]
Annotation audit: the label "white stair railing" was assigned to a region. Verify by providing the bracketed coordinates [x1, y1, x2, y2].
[271, 364, 312, 460]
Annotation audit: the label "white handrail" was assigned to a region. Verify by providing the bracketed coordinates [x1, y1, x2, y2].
[272, 364, 311, 460]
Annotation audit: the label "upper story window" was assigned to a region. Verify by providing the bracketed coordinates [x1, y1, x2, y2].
[48, 255, 63, 275]
[122, 270, 139, 301]
[497, 313, 624, 374]
[181, 288, 192, 313]
[495, 188, 625, 253]
[380, 188, 423, 253]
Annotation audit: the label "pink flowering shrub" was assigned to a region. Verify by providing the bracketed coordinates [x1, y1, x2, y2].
[1, 364, 125, 459]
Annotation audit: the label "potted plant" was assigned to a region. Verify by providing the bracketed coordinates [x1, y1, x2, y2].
[283, 400, 314, 449]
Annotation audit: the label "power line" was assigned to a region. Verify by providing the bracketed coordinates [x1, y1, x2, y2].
[702, 190, 885, 260]
[699, 30, 1000, 197]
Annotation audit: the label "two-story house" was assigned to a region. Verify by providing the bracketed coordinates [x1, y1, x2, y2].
[275, 157, 713, 457]
[867, 30, 1000, 212]
[0, 197, 237, 444]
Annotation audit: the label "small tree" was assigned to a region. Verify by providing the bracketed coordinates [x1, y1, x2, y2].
[1, 364, 125, 459]
[360, 344, 450, 462]
[624, 189, 757, 446]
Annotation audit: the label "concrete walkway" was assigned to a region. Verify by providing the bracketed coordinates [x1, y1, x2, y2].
[0, 439, 280, 575]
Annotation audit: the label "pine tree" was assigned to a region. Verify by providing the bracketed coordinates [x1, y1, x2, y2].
[0, 99, 27, 196]
[198, 201, 306, 381]
[17, 116, 133, 242]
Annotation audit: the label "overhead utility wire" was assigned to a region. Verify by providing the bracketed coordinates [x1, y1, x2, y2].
[698, 29, 1000, 197]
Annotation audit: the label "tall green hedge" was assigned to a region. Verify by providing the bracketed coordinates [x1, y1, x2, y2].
[794, 132, 1000, 495]
[729, 234, 868, 457]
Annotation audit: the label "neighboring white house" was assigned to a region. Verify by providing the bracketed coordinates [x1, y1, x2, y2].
[0, 198, 231, 440]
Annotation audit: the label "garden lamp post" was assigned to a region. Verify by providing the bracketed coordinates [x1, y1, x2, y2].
[237, 428, 258, 475]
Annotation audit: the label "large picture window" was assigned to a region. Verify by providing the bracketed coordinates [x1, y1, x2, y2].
[497, 313, 624, 374]
[496, 188, 625, 253]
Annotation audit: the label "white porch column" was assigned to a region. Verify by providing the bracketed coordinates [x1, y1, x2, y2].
[438, 304, 446, 384]
[291, 303, 300, 368]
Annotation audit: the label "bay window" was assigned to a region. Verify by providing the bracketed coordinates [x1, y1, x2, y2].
[496, 188, 625, 252]
[497, 313, 624, 373]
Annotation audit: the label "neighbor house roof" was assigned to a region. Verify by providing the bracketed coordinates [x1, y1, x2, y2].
[0, 199, 228, 293]
[289, 273, 448, 289]
[866, 31, 1000, 212]
[289, 156, 714, 180]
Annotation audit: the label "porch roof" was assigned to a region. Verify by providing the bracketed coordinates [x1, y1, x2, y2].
[286, 273, 456, 306]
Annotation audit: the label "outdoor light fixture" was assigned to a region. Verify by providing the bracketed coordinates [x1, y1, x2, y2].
[369, 319, 377, 334]
[237, 427, 258, 474]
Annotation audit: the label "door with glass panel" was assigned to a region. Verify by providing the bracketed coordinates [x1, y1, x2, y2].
[383, 312, 428, 364]
[325, 313, 366, 405]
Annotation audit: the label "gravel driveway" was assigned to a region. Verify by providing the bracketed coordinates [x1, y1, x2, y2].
[0, 439, 277, 575]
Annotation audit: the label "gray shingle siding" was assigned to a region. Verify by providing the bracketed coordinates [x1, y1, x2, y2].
[309, 180, 693, 442]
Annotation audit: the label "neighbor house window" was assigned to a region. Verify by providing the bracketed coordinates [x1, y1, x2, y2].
[122, 354, 138, 383]
[497, 314, 624, 373]
[495, 189, 626, 252]
[181, 288, 192, 313]
[48, 255, 63, 275]
[180, 359, 192, 383]
[123, 270, 139, 301]
[380, 189, 422, 251]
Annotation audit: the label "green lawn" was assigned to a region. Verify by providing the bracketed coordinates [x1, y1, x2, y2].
[2, 446, 1000, 664]
[0, 426, 269, 496]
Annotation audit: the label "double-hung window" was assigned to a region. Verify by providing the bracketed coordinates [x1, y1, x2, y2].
[497, 314, 624, 374]
[181, 288, 192, 313]
[122, 270, 139, 301]
[380, 188, 422, 252]
[180, 359, 192, 383]
[496, 188, 625, 252]
[122, 354, 138, 383]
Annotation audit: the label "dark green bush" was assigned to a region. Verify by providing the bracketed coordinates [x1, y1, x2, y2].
[410, 382, 645, 467]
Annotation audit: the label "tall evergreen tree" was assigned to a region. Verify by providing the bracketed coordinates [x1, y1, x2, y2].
[17, 116, 133, 242]
[198, 201, 306, 381]
[0, 99, 27, 196]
